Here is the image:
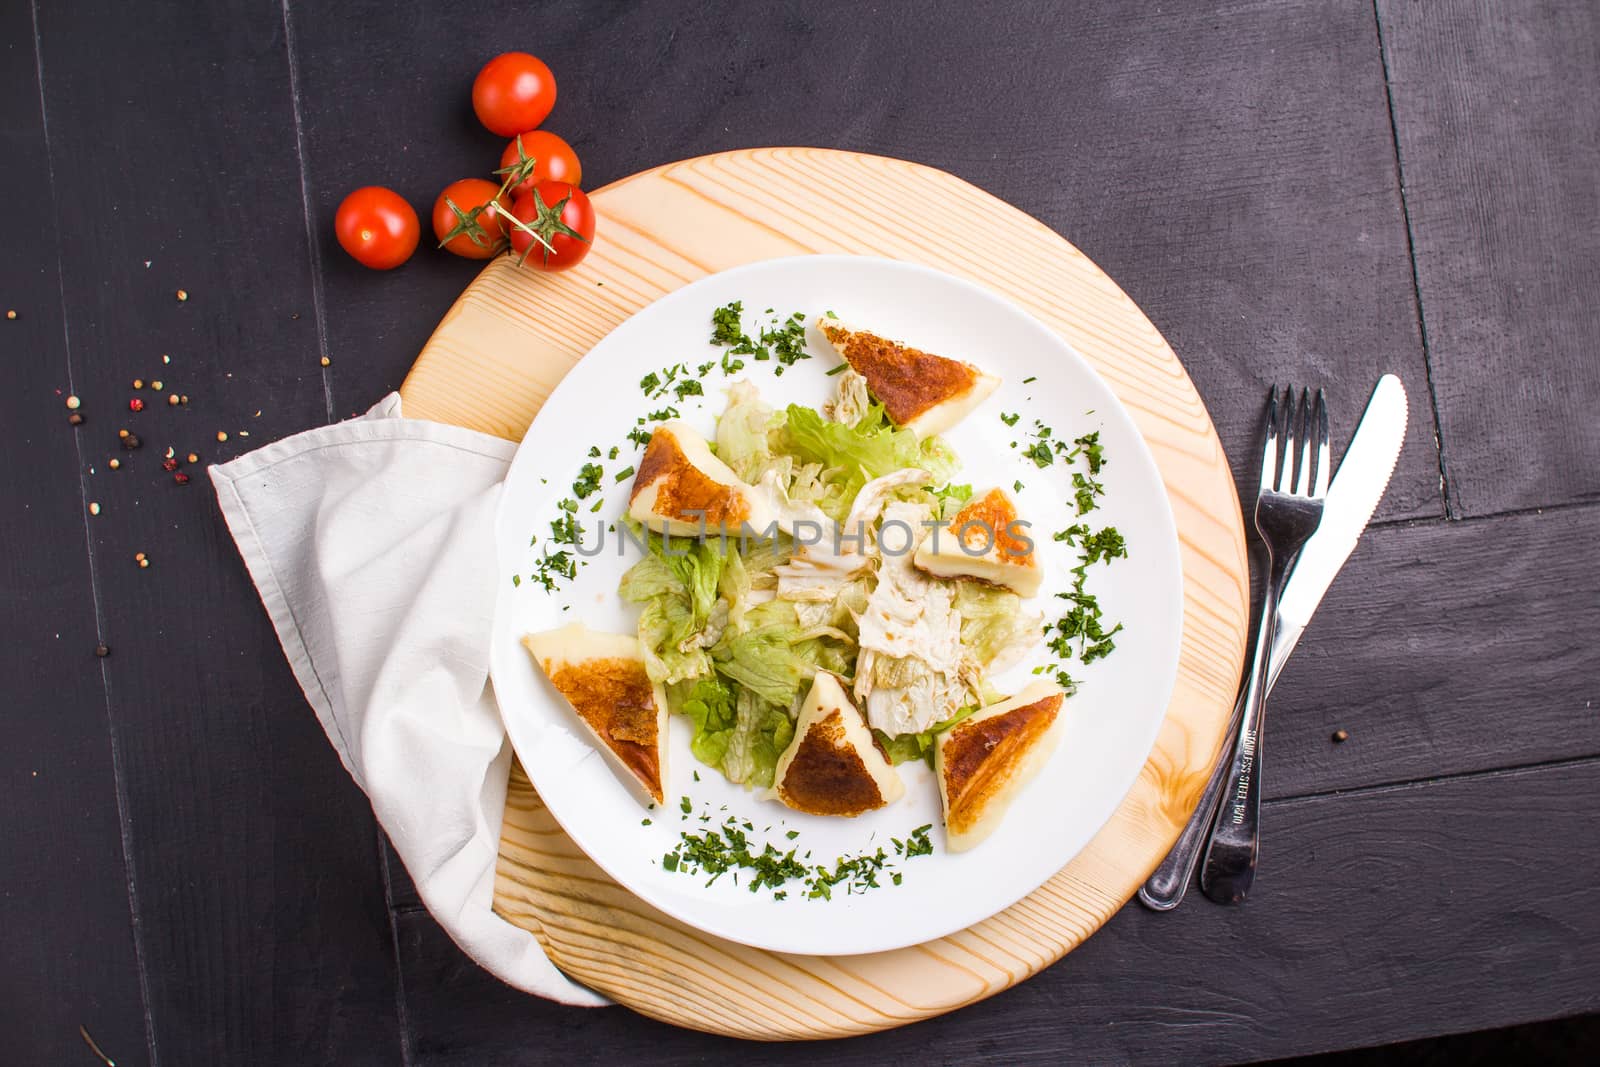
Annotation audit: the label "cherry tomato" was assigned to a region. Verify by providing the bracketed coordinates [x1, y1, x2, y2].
[506, 181, 594, 272]
[497, 131, 582, 198]
[472, 53, 557, 137]
[432, 178, 508, 260]
[334, 186, 420, 270]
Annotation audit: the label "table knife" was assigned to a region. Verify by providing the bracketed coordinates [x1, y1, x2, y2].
[1138, 374, 1408, 911]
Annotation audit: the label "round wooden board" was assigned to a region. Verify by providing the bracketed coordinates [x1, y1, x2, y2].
[401, 148, 1249, 1039]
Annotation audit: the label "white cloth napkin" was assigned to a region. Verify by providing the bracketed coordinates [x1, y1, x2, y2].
[209, 394, 608, 1007]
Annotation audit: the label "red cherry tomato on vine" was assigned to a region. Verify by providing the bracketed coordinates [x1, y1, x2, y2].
[472, 53, 557, 137]
[334, 186, 420, 270]
[506, 181, 594, 272]
[497, 131, 582, 198]
[432, 178, 507, 260]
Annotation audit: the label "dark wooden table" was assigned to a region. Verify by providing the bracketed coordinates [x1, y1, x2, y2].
[5, 2, 1597, 1063]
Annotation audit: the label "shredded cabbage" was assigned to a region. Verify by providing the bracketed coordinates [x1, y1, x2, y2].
[874, 703, 980, 767]
[617, 384, 1051, 791]
[715, 379, 784, 483]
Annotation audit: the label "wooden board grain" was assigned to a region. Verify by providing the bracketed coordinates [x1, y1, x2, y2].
[400, 148, 1248, 1039]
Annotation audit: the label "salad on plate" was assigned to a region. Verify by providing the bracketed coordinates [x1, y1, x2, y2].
[520, 310, 1117, 853]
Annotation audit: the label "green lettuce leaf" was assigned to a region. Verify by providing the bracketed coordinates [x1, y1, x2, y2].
[955, 581, 1039, 670]
[777, 403, 957, 520]
[711, 598, 819, 707]
[721, 688, 795, 788]
[874, 703, 979, 767]
[669, 674, 737, 768]
[621, 532, 726, 685]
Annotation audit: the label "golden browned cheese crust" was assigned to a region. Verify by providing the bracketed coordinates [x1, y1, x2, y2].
[629, 427, 751, 527]
[941, 693, 1063, 835]
[820, 321, 980, 428]
[547, 657, 663, 803]
[776, 709, 887, 817]
[951, 489, 1032, 562]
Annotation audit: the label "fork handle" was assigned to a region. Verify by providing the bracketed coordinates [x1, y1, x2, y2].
[1138, 615, 1304, 910]
[1199, 543, 1302, 904]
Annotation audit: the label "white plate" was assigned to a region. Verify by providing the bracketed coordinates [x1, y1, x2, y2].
[489, 255, 1183, 955]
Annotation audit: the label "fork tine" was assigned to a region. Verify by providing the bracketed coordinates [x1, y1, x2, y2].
[1293, 388, 1313, 495]
[1259, 386, 1279, 494]
[1313, 388, 1331, 498]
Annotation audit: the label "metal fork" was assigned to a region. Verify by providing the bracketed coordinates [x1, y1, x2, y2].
[1198, 387, 1329, 905]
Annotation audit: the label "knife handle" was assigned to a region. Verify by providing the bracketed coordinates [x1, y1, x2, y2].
[1138, 619, 1302, 911]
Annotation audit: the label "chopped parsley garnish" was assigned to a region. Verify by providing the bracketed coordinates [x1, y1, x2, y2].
[709, 301, 812, 373]
[1023, 375, 1037, 384]
[711, 301, 746, 345]
[659, 808, 935, 899]
[1072, 471, 1101, 514]
[825, 363, 847, 376]
[626, 425, 653, 448]
[608, 445, 619, 460]
[587, 445, 601, 458]
[613, 465, 636, 483]
[1024, 441, 1055, 468]
[572, 463, 604, 499]
[1000, 412, 1021, 427]
[638, 371, 661, 395]
[674, 378, 703, 400]
[511, 574, 521, 588]
[1068, 430, 1106, 475]
[1014, 480, 1025, 493]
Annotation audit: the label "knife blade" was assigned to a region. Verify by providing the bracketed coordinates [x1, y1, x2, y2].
[1269, 373, 1408, 664]
[1138, 374, 1408, 911]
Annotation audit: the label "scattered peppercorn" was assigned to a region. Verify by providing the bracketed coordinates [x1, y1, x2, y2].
[186, 452, 199, 464]
[118, 429, 128, 438]
[5, 310, 15, 320]
[68, 412, 84, 426]
[176, 289, 188, 301]
[161, 457, 178, 472]
[89, 502, 100, 516]
[1332, 729, 1349, 743]
[94, 644, 109, 657]
[173, 471, 190, 485]
[66, 395, 81, 410]
[108, 458, 121, 470]
[167, 394, 180, 406]
[138, 558, 149, 569]
[120, 433, 141, 450]
[128, 397, 145, 412]
[161, 354, 171, 364]
[319, 356, 331, 367]
[180, 395, 189, 405]
[132, 378, 144, 389]
[216, 431, 227, 442]
[151, 380, 163, 390]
